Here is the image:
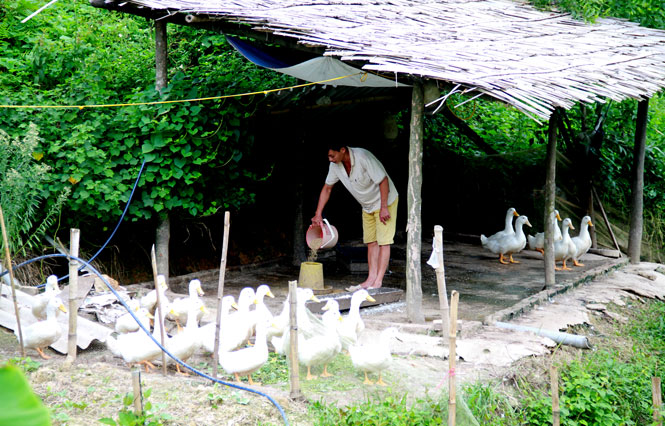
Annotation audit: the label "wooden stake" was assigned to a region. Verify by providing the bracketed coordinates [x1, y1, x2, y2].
[65, 228, 80, 364]
[288, 280, 302, 400]
[448, 290, 459, 426]
[653, 377, 662, 426]
[150, 245, 168, 376]
[0, 206, 24, 357]
[131, 367, 142, 415]
[592, 186, 622, 256]
[434, 225, 449, 338]
[628, 99, 649, 264]
[212, 211, 230, 379]
[544, 110, 557, 287]
[551, 366, 560, 426]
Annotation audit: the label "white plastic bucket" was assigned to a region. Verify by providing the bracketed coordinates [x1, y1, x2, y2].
[306, 219, 338, 250]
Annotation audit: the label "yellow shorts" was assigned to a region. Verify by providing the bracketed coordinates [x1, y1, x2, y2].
[362, 198, 398, 246]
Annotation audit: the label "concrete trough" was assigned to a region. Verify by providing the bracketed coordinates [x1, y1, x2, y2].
[306, 287, 403, 314]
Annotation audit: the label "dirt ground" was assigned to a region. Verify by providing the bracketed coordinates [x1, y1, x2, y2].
[2, 241, 664, 425]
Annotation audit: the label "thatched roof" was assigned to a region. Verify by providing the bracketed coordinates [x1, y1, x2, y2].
[91, 0, 665, 121]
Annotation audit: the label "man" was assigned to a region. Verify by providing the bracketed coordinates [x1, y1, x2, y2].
[311, 145, 398, 291]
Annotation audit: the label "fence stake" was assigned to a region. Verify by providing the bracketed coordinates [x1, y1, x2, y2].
[653, 377, 662, 426]
[288, 280, 302, 400]
[150, 246, 168, 376]
[0, 206, 24, 357]
[448, 290, 459, 426]
[551, 366, 560, 426]
[434, 225, 450, 339]
[65, 228, 80, 364]
[131, 367, 142, 415]
[212, 211, 230, 379]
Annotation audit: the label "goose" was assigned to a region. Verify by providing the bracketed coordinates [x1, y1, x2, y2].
[168, 279, 205, 329]
[571, 216, 594, 267]
[115, 303, 149, 334]
[165, 303, 205, 375]
[107, 308, 153, 358]
[19, 297, 67, 359]
[554, 218, 577, 271]
[298, 301, 343, 379]
[218, 313, 270, 385]
[527, 210, 562, 254]
[31, 275, 62, 320]
[338, 289, 376, 351]
[248, 284, 275, 333]
[140, 275, 170, 314]
[481, 215, 532, 264]
[201, 288, 256, 354]
[349, 327, 401, 386]
[481, 207, 519, 243]
[274, 288, 322, 356]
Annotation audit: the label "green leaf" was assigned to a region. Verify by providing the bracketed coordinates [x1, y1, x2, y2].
[0, 365, 51, 426]
[98, 418, 117, 425]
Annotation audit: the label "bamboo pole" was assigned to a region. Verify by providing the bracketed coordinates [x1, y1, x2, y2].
[551, 366, 560, 426]
[150, 245, 168, 376]
[544, 110, 557, 286]
[0, 206, 24, 357]
[448, 290, 459, 426]
[212, 211, 230, 379]
[288, 280, 302, 400]
[131, 367, 142, 415]
[653, 377, 662, 426]
[592, 186, 622, 255]
[434, 225, 449, 338]
[65, 228, 80, 364]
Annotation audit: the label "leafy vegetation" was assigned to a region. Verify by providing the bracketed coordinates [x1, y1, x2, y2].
[99, 388, 171, 426]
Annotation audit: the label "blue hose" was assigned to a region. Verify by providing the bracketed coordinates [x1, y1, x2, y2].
[3, 253, 291, 426]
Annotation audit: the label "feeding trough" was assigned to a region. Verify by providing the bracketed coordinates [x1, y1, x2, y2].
[305, 287, 403, 314]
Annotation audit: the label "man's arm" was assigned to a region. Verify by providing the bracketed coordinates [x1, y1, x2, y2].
[378, 177, 390, 224]
[312, 184, 334, 227]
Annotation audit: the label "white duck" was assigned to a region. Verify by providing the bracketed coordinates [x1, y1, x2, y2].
[140, 274, 170, 314]
[168, 279, 205, 329]
[31, 275, 62, 320]
[107, 308, 153, 358]
[571, 216, 594, 267]
[481, 207, 519, 242]
[107, 302, 167, 372]
[481, 215, 532, 264]
[218, 313, 270, 385]
[298, 300, 343, 380]
[338, 289, 376, 351]
[19, 297, 67, 359]
[349, 327, 401, 386]
[115, 303, 148, 334]
[248, 284, 275, 333]
[527, 210, 562, 254]
[554, 218, 577, 271]
[197, 295, 238, 354]
[165, 303, 205, 374]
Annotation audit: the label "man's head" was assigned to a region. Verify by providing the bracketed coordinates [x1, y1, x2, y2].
[327, 145, 347, 164]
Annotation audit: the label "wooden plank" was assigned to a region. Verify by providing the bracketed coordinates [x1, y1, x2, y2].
[306, 287, 403, 314]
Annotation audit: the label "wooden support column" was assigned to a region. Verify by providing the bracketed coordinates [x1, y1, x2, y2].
[628, 99, 649, 264]
[544, 110, 558, 286]
[406, 80, 425, 323]
[154, 20, 170, 278]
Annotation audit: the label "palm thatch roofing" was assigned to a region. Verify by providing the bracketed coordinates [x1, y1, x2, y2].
[91, 0, 665, 121]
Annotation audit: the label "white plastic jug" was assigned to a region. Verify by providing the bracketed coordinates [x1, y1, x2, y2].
[306, 219, 338, 250]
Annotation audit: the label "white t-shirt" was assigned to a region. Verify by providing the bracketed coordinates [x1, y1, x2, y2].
[325, 147, 398, 213]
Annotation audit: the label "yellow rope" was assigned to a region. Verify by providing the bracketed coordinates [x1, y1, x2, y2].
[0, 73, 361, 109]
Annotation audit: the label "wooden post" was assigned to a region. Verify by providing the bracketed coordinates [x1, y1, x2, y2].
[212, 211, 230, 379]
[131, 367, 142, 415]
[544, 110, 558, 286]
[448, 290, 459, 426]
[406, 79, 425, 323]
[154, 19, 170, 280]
[551, 366, 560, 426]
[0, 206, 24, 357]
[150, 246, 168, 376]
[65, 228, 80, 364]
[628, 99, 649, 264]
[653, 377, 662, 426]
[434, 225, 449, 337]
[288, 280, 302, 399]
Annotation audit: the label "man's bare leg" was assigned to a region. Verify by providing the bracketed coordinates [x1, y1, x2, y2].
[358, 242, 379, 288]
[368, 244, 390, 289]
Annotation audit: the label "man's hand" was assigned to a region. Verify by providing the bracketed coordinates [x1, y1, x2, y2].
[311, 214, 324, 228]
[379, 206, 390, 225]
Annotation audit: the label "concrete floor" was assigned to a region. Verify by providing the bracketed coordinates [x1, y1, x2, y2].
[167, 238, 624, 326]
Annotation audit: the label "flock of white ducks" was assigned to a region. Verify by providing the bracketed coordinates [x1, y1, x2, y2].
[483, 207, 594, 268]
[102, 277, 399, 385]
